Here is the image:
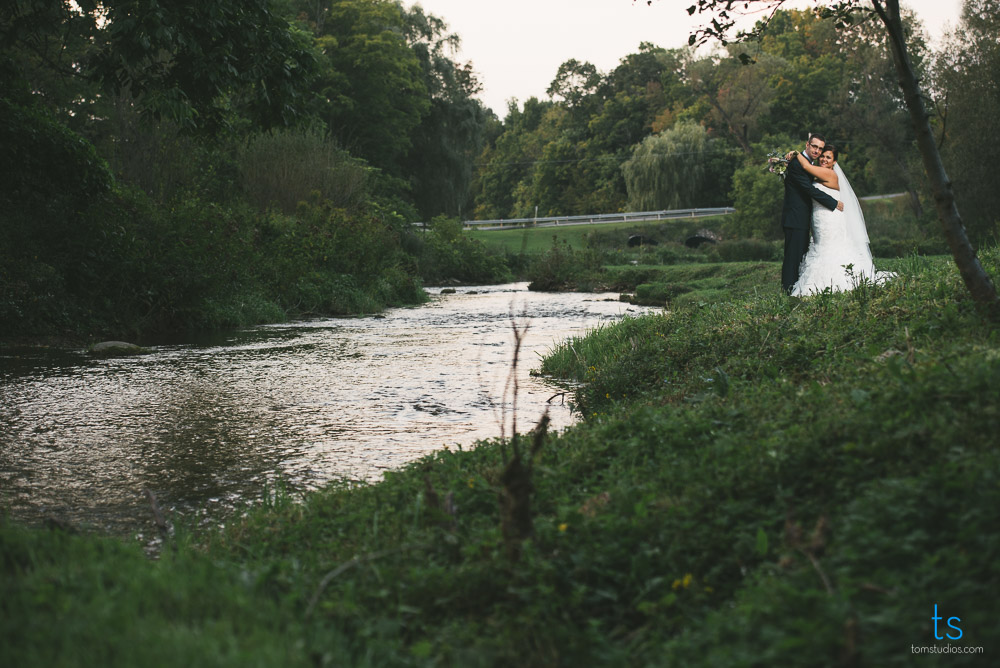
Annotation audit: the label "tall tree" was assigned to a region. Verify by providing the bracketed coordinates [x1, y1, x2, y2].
[399, 4, 489, 219]
[2, 0, 316, 130]
[622, 120, 716, 210]
[304, 0, 429, 171]
[825, 8, 927, 215]
[934, 0, 1000, 242]
[472, 97, 555, 219]
[688, 44, 788, 154]
[664, 0, 999, 313]
[548, 59, 602, 109]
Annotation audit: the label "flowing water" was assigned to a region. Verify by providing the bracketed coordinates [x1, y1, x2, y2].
[1, 283, 653, 540]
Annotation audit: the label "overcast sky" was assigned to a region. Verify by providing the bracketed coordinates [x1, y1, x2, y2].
[405, 0, 963, 115]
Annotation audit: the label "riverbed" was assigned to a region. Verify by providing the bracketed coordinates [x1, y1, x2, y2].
[0, 283, 653, 539]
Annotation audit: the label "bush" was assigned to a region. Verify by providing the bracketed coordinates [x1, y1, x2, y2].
[0, 97, 117, 334]
[860, 196, 949, 257]
[418, 216, 512, 285]
[726, 160, 783, 240]
[527, 237, 606, 291]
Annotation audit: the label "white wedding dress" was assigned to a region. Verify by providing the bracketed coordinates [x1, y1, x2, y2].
[791, 163, 894, 296]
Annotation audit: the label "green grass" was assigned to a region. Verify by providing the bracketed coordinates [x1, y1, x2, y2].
[3, 248, 998, 666]
[465, 221, 634, 254]
[465, 215, 729, 254]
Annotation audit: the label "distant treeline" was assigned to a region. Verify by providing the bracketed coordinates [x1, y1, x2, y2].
[471, 4, 998, 244]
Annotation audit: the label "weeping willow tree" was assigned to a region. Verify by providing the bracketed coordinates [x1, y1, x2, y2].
[622, 121, 712, 211]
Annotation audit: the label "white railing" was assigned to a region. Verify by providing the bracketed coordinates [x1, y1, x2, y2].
[459, 207, 735, 231]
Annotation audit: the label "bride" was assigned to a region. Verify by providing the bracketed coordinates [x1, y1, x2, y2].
[786, 145, 894, 296]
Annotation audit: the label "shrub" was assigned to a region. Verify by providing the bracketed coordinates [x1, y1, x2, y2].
[726, 161, 783, 240]
[418, 216, 512, 285]
[527, 237, 606, 291]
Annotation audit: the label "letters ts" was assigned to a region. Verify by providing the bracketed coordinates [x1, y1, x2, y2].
[931, 604, 963, 640]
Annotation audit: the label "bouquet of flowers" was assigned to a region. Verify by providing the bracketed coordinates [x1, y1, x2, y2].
[765, 150, 788, 180]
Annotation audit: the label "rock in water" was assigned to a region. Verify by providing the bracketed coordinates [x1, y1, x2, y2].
[90, 341, 146, 356]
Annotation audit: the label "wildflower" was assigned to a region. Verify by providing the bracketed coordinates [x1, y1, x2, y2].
[672, 579, 682, 590]
[683, 573, 693, 589]
[558, 523, 569, 532]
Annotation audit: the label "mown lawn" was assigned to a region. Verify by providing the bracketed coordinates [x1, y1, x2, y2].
[3, 248, 998, 667]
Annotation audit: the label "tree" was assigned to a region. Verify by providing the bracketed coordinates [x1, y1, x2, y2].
[1, 0, 316, 130]
[305, 0, 429, 171]
[472, 97, 556, 219]
[727, 154, 785, 239]
[399, 4, 490, 219]
[547, 59, 602, 108]
[935, 0, 1000, 242]
[622, 121, 716, 210]
[754, 10, 848, 138]
[687, 45, 788, 154]
[662, 0, 998, 312]
[825, 10, 927, 216]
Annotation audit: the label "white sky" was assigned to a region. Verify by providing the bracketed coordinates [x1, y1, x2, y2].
[405, 0, 963, 115]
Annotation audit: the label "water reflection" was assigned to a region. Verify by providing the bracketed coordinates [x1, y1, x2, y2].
[0, 283, 653, 537]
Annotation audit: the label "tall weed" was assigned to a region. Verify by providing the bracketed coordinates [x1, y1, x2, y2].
[238, 126, 370, 214]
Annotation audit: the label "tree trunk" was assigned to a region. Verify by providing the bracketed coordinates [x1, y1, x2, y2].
[876, 0, 999, 314]
[709, 97, 752, 155]
[907, 188, 923, 218]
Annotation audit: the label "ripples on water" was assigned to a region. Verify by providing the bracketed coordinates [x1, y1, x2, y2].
[0, 283, 653, 538]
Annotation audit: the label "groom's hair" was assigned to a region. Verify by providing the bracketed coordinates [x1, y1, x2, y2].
[808, 132, 826, 145]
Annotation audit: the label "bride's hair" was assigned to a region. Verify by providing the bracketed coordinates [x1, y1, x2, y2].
[822, 144, 839, 161]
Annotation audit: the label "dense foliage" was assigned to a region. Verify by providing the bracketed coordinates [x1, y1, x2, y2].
[0, 0, 496, 340]
[471, 6, 997, 249]
[934, 0, 1000, 243]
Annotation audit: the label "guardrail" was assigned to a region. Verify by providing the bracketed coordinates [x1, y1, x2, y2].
[459, 207, 735, 231]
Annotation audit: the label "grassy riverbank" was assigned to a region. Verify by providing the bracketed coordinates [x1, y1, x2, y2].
[464, 215, 730, 254]
[3, 249, 998, 666]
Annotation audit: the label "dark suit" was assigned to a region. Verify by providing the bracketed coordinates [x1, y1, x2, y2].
[781, 157, 839, 293]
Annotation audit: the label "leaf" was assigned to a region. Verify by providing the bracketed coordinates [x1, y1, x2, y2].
[410, 640, 433, 658]
[850, 388, 870, 406]
[756, 527, 768, 556]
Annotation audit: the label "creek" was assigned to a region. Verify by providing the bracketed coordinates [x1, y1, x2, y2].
[0, 283, 653, 541]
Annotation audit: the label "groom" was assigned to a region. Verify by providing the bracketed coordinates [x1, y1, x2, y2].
[781, 133, 844, 294]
